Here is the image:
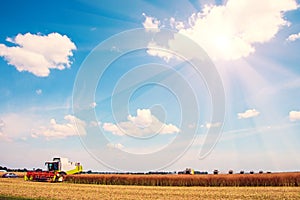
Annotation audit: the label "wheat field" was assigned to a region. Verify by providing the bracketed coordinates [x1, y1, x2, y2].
[1, 178, 300, 200]
[66, 172, 300, 186]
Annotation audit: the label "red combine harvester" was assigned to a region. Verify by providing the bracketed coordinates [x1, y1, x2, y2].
[25, 157, 83, 182]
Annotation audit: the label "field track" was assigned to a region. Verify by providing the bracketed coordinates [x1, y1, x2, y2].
[1, 178, 300, 200]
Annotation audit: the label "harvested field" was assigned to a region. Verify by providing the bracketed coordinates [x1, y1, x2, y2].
[1, 178, 300, 200]
[66, 172, 300, 187]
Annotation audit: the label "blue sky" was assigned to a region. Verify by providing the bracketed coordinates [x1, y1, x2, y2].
[0, 0, 300, 173]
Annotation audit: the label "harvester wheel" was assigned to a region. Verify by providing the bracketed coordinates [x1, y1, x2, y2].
[56, 172, 66, 182]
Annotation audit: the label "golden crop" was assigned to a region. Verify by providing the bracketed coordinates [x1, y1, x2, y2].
[1, 178, 300, 200]
[66, 172, 300, 186]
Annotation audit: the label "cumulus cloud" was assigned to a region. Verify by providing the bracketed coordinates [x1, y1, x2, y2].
[102, 123, 122, 136]
[107, 143, 124, 150]
[289, 111, 300, 121]
[127, 109, 153, 128]
[145, 0, 297, 60]
[180, 0, 298, 60]
[170, 17, 184, 30]
[142, 13, 160, 32]
[102, 109, 180, 137]
[287, 32, 300, 42]
[238, 109, 260, 119]
[205, 122, 222, 128]
[32, 115, 86, 139]
[0, 32, 76, 77]
[146, 41, 179, 63]
[89, 120, 101, 127]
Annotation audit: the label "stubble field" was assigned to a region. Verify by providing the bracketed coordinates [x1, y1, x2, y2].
[0, 177, 300, 200]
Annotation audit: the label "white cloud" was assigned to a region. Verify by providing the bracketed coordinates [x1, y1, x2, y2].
[146, 41, 178, 63]
[107, 143, 124, 150]
[102, 109, 180, 137]
[238, 109, 260, 119]
[90, 102, 97, 108]
[205, 122, 222, 128]
[127, 109, 153, 128]
[89, 120, 101, 127]
[287, 32, 300, 42]
[0, 32, 76, 77]
[102, 123, 123, 136]
[142, 13, 160, 32]
[173, 0, 298, 60]
[170, 17, 184, 30]
[32, 115, 86, 139]
[289, 111, 300, 121]
[36, 89, 42, 95]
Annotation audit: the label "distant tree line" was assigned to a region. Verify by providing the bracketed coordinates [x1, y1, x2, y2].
[0, 165, 28, 172]
[0, 165, 273, 175]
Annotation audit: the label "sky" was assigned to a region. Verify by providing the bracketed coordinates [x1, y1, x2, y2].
[0, 0, 300, 173]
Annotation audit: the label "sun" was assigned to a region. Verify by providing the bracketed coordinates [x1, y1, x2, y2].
[214, 35, 232, 59]
[215, 35, 231, 50]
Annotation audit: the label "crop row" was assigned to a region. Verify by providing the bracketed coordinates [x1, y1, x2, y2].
[65, 172, 300, 187]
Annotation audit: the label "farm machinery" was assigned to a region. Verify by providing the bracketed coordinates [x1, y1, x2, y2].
[24, 157, 83, 182]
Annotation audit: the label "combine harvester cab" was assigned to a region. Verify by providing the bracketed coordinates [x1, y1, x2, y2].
[25, 157, 83, 182]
